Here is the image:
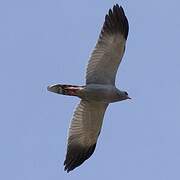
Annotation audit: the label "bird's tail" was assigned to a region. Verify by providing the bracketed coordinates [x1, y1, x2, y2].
[47, 84, 84, 96]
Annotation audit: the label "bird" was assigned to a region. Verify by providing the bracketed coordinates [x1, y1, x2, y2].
[47, 4, 130, 172]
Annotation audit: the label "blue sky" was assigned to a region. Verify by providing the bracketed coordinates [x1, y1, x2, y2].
[1, 0, 180, 179]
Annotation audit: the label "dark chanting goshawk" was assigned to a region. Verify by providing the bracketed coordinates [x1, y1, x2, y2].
[48, 4, 130, 172]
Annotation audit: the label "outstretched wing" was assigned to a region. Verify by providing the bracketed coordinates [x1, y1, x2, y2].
[64, 100, 108, 172]
[86, 4, 129, 85]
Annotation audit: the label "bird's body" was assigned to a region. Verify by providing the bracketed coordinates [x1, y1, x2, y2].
[48, 4, 130, 172]
[82, 84, 127, 102]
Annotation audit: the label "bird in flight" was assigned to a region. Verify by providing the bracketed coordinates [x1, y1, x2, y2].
[48, 4, 130, 172]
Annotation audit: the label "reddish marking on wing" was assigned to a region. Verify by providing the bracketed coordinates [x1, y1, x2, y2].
[64, 87, 82, 96]
[68, 89, 77, 96]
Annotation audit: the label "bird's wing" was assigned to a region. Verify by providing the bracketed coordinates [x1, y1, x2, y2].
[86, 4, 129, 85]
[64, 100, 108, 172]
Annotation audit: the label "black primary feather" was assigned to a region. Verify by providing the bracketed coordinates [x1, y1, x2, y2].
[64, 143, 96, 173]
[101, 4, 129, 40]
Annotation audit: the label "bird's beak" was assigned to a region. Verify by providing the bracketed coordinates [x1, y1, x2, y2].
[127, 96, 132, 99]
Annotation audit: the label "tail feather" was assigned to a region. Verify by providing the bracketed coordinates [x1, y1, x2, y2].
[47, 84, 84, 96]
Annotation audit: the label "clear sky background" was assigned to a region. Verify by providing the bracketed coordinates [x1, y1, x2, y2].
[1, 0, 180, 179]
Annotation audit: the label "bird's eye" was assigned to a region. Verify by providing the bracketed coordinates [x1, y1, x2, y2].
[125, 91, 128, 96]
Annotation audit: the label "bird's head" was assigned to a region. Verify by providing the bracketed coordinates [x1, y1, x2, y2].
[118, 90, 131, 101]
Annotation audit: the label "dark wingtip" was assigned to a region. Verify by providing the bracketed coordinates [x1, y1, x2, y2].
[64, 143, 96, 173]
[102, 4, 129, 40]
